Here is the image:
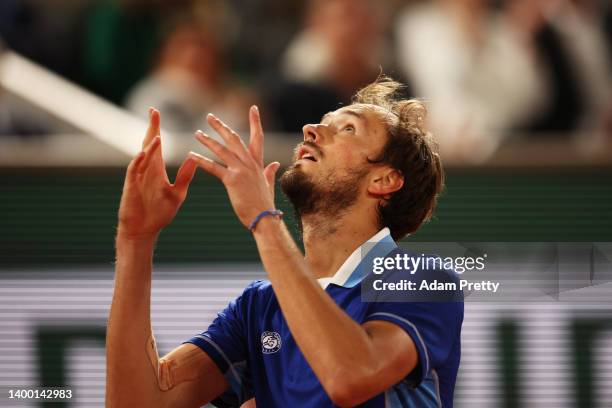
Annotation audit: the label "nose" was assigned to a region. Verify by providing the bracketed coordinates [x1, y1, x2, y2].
[302, 124, 325, 143]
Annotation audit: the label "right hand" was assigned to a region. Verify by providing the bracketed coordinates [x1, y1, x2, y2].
[117, 108, 197, 240]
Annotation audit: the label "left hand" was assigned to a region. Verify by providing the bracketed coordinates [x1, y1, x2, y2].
[189, 106, 281, 228]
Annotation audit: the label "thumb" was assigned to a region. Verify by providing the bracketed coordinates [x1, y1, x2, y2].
[173, 155, 198, 198]
[263, 161, 281, 198]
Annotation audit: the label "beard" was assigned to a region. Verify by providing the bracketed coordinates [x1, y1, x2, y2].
[280, 162, 368, 219]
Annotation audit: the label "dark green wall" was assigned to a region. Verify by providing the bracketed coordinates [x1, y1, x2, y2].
[1, 167, 611, 267]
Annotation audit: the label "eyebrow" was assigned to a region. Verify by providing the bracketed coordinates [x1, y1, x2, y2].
[320, 109, 366, 124]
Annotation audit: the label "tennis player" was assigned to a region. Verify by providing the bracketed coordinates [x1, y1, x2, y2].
[106, 77, 463, 407]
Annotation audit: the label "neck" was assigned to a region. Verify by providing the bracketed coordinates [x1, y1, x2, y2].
[301, 204, 381, 280]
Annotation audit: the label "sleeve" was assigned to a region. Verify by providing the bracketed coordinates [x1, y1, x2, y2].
[363, 299, 463, 387]
[183, 281, 261, 407]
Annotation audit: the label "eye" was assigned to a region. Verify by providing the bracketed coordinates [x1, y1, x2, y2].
[343, 124, 355, 132]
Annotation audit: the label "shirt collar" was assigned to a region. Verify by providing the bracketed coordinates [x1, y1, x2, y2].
[317, 227, 397, 289]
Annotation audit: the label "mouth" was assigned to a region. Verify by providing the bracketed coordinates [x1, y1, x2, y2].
[297, 145, 319, 162]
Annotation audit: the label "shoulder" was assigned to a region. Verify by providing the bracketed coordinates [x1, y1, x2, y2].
[239, 279, 274, 301]
[244, 279, 272, 291]
[226, 280, 275, 321]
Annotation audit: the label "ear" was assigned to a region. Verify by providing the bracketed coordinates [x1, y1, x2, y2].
[367, 168, 404, 199]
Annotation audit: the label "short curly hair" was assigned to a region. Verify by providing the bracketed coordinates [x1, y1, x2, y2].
[352, 76, 444, 241]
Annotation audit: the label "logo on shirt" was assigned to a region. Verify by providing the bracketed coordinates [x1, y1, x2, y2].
[261, 331, 282, 354]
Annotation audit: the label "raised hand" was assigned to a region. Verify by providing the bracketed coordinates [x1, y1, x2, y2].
[118, 108, 198, 239]
[189, 106, 280, 228]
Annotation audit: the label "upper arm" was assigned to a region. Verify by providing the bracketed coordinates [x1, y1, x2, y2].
[361, 320, 419, 393]
[363, 300, 463, 389]
[323, 320, 419, 407]
[157, 343, 229, 408]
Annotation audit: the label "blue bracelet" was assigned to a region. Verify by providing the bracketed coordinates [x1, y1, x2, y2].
[249, 209, 284, 231]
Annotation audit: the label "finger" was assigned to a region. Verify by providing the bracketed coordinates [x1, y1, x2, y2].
[188, 151, 228, 181]
[173, 155, 198, 194]
[263, 161, 280, 198]
[138, 136, 161, 174]
[142, 108, 161, 149]
[248, 105, 264, 167]
[195, 130, 240, 167]
[206, 114, 251, 163]
[126, 151, 146, 181]
[263, 161, 280, 185]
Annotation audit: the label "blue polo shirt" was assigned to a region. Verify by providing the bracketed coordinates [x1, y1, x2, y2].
[185, 228, 463, 407]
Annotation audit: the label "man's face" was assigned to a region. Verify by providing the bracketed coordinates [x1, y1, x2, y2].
[280, 104, 390, 217]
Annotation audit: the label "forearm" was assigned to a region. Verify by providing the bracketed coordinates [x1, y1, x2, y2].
[106, 233, 164, 407]
[252, 219, 380, 394]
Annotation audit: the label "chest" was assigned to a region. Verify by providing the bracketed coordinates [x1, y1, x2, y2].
[246, 286, 369, 390]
